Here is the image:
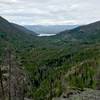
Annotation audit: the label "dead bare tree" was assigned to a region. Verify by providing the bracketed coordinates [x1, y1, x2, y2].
[7, 48, 12, 100]
[1, 47, 26, 100]
[0, 65, 5, 100]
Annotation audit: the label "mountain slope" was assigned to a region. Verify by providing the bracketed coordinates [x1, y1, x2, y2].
[0, 16, 36, 35]
[56, 21, 100, 42]
[21, 21, 100, 99]
[0, 16, 100, 100]
[0, 16, 37, 49]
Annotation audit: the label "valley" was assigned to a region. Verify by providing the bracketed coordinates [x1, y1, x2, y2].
[0, 16, 100, 100]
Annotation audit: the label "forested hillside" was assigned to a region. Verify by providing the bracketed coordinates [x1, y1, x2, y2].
[0, 16, 100, 100]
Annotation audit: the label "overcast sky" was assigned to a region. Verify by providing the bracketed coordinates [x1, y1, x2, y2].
[0, 0, 100, 25]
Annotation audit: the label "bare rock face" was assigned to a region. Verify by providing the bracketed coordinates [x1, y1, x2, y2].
[53, 89, 100, 100]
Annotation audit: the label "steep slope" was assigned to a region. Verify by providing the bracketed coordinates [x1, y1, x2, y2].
[0, 16, 37, 49]
[12, 23, 37, 35]
[56, 21, 100, 42]
[20, 43, 100, 100]
[0, 16, 36, 35]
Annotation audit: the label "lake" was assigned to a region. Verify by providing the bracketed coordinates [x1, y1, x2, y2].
[38, 33, 56, 37]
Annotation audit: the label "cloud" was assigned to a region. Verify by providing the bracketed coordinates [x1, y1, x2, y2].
[0, 0, 100, 25]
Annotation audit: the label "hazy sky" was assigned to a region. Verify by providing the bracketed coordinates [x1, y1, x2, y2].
[0, 0, 100, 25]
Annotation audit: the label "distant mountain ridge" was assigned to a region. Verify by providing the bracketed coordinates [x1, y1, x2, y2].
[56, 20, 100, 42]
[25, 25, 78, 35]
[0, 16, 37, 49]
[0, 16, 36, 35]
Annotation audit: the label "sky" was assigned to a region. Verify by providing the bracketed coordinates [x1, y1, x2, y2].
[0, 0, 100, 25]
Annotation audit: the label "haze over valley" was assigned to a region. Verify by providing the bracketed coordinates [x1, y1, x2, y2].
[25, 25, 78, 36]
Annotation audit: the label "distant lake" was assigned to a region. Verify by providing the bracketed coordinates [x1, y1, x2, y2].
[38, 33, 56, 37]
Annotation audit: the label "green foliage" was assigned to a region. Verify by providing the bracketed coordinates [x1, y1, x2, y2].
[67, 60, 97, 89]
[0, 17, 100, 99]
[20, 43, 100, 99]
